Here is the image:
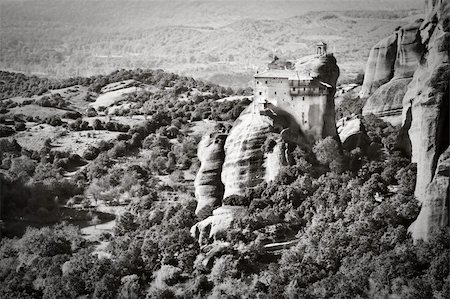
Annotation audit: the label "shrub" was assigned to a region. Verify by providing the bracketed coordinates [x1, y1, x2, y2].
[14, 122, 26, 131]
[0, 125, 15, 137]
[223, 194, 251, 207]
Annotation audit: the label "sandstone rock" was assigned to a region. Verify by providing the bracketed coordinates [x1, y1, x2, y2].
[359, 0, 448, 241]
[393, 20, 425, 79]
[360, 34, 397, 98]
[190, 206, 246, 245]
[409, 147, 449, 240]
[401, 0, 449, 204]
[194, 132, 227, 219]
[295, 54, 340, 139]
[336, 115, 370, 151]
[400, 0, 449, 240]
[221, 102, 288, 199]
[362, 78, 412, 125]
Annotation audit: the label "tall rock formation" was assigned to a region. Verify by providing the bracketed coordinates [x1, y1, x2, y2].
[360, 34, 398, 98]
[192, 50, 340, 244]
[360, 19, 425, 124]
[361, 0, 449, 240]
[294, 54, 340, 140]
[194, 132, 227, 219]
[410, 147, 449, 240]
[402, 0, 449, 240]
[221, 102, 294, 199]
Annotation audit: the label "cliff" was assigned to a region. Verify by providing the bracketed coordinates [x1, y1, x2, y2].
[361, 78, 411, 123]
[410, 147, 449, 240]
[360, 34, 398, 98]
[360, 19, 425, 123]
[361, 0, 449, 240]
[295, 54, 340, 139]
[403, 0, 449, 241]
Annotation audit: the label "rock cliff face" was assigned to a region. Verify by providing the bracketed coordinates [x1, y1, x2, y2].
[360, 34, 398, 98]
[362, 78, 411, 124]
[410, 147, 449, 240]
[362, 0, 449, 240]
[403, 0, 449, 241]
[194, 132, 227, 219]
[394, 20, 425, 79]
[295, 54, 340, 139]
[221, 102, 292, 199]
[360, 19, 425, 123]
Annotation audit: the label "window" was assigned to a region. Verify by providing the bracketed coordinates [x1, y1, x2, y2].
[257, 81, 259, 84]
[293, 87, 296, 91]
[302, 97, 305, 101]
[259, 92, 262, 95]
[274, 91, 277, 95]
[265, 81, 268, 84]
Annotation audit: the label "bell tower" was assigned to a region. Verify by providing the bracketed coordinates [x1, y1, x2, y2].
[316, 42, 327, 56]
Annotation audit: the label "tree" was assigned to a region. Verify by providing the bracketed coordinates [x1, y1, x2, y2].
[312, 137, 341, 166]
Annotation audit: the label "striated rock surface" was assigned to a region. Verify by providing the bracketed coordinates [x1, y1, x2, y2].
[360, 18, 425, 123]
[401, 0, 449, 208]
[194, 132, 227, 219]
[360, 34, 398, 98]
[393, 20, 425, 79]
[409, 147, 449, 240]
[360, 0, 449, 240]
[362, 78, 412, 124]
[221, 102, 292, 199]
[336, 115, 370, 151]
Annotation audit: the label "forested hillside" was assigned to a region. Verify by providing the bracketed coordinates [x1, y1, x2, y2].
[0, 68, 448, 298]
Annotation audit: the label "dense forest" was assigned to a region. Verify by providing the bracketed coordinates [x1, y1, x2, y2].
[0, 67, 448, 298]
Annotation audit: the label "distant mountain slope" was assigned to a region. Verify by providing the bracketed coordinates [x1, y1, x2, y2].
[0, 0, 423, 87]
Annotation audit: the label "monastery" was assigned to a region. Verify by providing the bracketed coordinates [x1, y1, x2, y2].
[253, 42, 333, 139]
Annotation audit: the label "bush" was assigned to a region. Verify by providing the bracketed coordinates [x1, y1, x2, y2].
[64, 111, 82, 120]
[223, 194, 251, 207]
[0, 125, 15, 137]
[14, 122, 26, 131]
[87, 107, 98, 117]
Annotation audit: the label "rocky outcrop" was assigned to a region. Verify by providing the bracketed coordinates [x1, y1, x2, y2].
[190, 206, 247, 245]
[401, 0, 449, 209]
[194, 132, 227, 219]
[360, 34, 398, 98]
[336, 115, 370, 151]
[394, 20, 425, 79]
[192, 51, 340, 245]
[295, 54, 340, 140]
[409, 146, 449, 240]
[362, 78, 412, 122]
[360, 18, 426, 123]
[359, 0, 449, 240]
[221, 103, 292, 199]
